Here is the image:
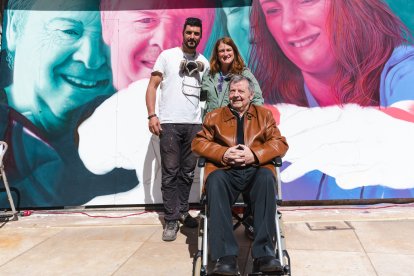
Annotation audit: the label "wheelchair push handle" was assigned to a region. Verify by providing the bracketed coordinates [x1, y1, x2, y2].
[197, 157, 206, 168]
[273, 156, 283, 167]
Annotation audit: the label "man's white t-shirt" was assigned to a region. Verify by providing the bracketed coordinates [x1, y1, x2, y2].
[152, 47, 209, 124]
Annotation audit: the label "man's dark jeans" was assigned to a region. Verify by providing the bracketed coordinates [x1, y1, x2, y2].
[159, 123, 201, 221]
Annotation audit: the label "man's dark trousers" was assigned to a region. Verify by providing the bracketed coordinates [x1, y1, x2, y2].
[206, 166, 277, 260]
[160, 123, 201, 221]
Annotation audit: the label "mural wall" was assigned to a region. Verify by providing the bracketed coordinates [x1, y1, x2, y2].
[1, 0, 414, 208]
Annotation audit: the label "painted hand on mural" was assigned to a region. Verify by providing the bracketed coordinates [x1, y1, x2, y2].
[78, 79, 161, 185]
[277, 104, 414, 190]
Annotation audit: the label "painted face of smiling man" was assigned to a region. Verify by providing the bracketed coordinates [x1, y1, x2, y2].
[101, 0, 214, 90]
[102, 9, 182, 90]
[5, 0, 113, 136]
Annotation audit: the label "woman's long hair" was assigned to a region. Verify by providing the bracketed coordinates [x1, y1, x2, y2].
[209, 36, 245, 75]
[250, 0, 410, 106]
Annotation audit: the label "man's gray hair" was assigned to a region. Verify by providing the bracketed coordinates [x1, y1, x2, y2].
[5, 0, 36, 31]
[4, 0, 36, 68]
[229, 74, 255, 95]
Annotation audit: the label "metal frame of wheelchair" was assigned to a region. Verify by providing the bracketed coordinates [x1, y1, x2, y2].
[192, 157, 291, 276]
[0, 141, 19, 222]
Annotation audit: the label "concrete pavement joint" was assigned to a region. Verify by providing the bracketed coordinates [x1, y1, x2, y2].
[349, 221, 380, 276]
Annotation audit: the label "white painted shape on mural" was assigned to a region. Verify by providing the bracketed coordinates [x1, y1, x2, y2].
[277, 103, 414, 189]
[78, 79, 201, 205]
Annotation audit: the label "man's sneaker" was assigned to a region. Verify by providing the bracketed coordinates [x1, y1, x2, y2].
[179, 212, 198, 228]
[162, 220, 179, 241]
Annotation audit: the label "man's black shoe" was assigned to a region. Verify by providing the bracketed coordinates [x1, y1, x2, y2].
[212, 255, 239, 275]
[179, 212, 198, 228]
[253, 256, 283, 273]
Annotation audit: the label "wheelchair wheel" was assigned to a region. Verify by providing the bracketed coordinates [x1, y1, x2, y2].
[193, 215, 207, 276]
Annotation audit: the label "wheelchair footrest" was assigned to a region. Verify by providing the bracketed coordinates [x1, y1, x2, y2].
[248, 271, 285, 276]
[248, 264, 290, 276]
[0, 212, 15, 219]
[209, 273, 240, 276]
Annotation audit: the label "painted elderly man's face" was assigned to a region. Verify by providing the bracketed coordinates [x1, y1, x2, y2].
[102, 6, 214, 90]
[8, 0, 112, 135]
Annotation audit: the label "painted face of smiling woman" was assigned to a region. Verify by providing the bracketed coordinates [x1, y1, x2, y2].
[222, 0, 252, 63]
[6, 0, 113, 136]
[259, 0, 336, 76]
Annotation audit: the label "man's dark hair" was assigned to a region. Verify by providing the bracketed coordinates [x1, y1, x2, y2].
[183, 17, 202, 37]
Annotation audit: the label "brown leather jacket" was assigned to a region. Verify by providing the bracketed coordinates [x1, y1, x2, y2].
[192, 104, 288, 181]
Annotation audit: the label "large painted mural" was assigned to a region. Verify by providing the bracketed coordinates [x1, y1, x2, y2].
[1, 0, 414, 208]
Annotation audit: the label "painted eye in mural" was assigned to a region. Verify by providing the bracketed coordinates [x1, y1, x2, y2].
[134, 17, 158, 29]
[46, 27, 82, 45]
[264, 7, 281, 15]
[227, 7, 242, 15]
[61, 29, 80, 36]
[47, 20, 83, 41]
[55, 28, 82, 41]
[300, 0, 318, 4]
[260, 2, 281, 16]
[299, 0, 322, 7]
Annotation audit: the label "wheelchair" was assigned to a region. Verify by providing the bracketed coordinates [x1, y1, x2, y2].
[0, 141, 19, 221]
[192, 157, 291, 276]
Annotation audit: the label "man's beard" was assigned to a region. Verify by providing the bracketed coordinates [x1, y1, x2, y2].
[184, 39, 199, 50]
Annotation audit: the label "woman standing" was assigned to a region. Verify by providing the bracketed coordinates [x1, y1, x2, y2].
[202, 37, 263, 117]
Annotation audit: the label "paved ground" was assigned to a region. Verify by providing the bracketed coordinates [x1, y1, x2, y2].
[1, 203, 414, 276]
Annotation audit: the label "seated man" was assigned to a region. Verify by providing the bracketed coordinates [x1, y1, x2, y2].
[192, 75, 289, 275]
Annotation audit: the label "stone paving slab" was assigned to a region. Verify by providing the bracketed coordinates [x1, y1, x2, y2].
[351, 220, 414, 254]
[284, 222, 364, 252]
[0, 237, 141, 275]
[368, 252, 414, 276]
[113, 242, 193, 276]
[287, 249, 377, 276]
[0, 228, 61, 266]
[54, 225, 161, 242]
[281, 204, 414, 223]
[0, 204, 413, 276]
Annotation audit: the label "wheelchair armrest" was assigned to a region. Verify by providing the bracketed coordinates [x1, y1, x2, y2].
[274, 156, 283, 167]
[198, 157, 206, 167]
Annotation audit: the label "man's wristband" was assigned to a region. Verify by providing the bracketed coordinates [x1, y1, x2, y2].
[147, 114, 157, 120]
